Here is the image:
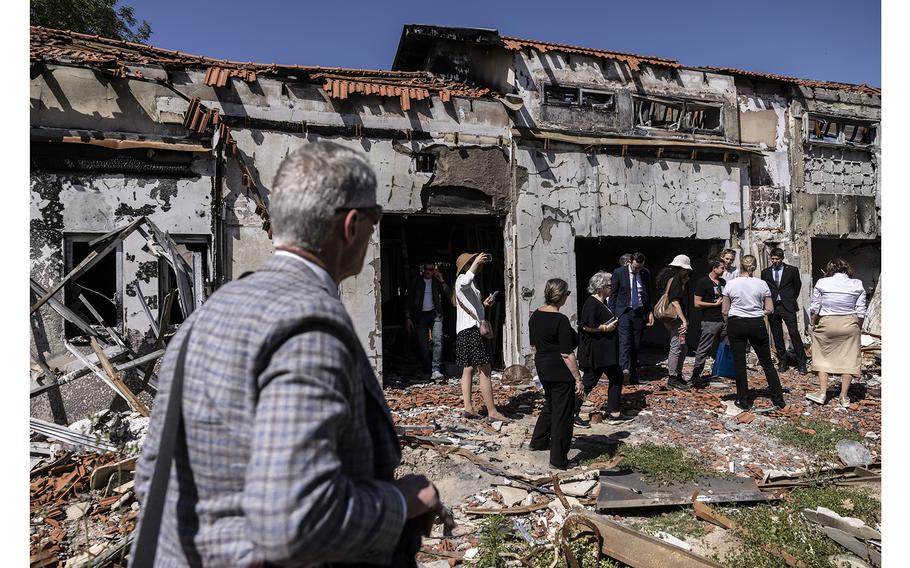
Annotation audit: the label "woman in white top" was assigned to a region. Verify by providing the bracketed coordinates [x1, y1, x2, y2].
[453, 252, 507, 422]
[722, 255, 786, 411]
[805, 258, 867, 408]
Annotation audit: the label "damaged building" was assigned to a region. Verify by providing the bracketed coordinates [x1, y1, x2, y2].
[29, 25, 881, 421]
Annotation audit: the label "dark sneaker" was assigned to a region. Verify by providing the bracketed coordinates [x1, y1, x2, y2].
[607, 412, 637, 425]
[667, 377, 690, 390]
[797, 365, 808, 375]
[734, 399, 752, 411]
[776, 362, 788, 373]
[573, 415, 591, 429]
[772, 398, 787, 410]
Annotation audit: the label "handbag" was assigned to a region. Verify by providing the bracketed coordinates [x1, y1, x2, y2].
[712, 339, 736, 379]
[652, 277, 680, 324]
[456, 293, 493, 339]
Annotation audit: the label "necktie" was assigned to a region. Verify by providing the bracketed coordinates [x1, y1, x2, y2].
[775, 267, 781, 286]
[631, 272, 641, 309]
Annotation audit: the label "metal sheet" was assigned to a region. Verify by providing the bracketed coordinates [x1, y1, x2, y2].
[596, 470, 775, 510]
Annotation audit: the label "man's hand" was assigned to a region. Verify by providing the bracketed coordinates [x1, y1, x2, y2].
[575, 377, 585, 397]
[647, 313, 655, 327]
[715, 298, 724, 307]
[433, 269, 444, 283]
[483, 293, 497, 308]
[404, 318, 414, 332]
[395, 474, 441, 520]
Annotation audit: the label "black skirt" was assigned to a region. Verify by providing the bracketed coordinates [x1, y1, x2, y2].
[456, 326, 491, 368]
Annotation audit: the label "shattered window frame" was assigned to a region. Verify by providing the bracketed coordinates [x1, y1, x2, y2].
[63, 233, 124, 339]
[632, 95, 724, 134]
[542, 83, 615, 110]
[157, 235, 210, 328]
[804, 113, 877, 148]
[414, 152, 437, 174]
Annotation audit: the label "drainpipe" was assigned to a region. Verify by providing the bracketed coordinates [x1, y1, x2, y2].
[212, 144, 224, 288]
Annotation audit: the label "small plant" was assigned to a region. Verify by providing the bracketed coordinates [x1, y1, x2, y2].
[768, 419, 863, 456]
[476, 514, 511, 568]
[618, 443, 713, 485]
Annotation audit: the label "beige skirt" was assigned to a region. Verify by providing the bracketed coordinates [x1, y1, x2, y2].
[810, 314, 862, 375]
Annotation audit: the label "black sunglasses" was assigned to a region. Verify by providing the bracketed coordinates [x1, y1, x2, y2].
[335, 205, 383, 224]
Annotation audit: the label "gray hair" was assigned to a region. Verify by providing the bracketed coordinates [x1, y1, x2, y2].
[587, 271, 612, 294]
[270, 142, 377, 252]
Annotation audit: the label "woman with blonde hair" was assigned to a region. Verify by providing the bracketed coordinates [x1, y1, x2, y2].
[529, 278, 582, 470]
[805, 258, 866, 407]
[722, 255, 786, 410]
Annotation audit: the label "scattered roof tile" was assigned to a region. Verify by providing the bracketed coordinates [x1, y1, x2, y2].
[499, 35, 680, 72]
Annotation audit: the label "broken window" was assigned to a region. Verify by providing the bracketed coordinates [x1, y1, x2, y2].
[543, 84, 615, 110]
[415, 153, 437, 174]
[633, 96, 723, 134]
[805, 114, 876, 147]
[63, 234, 121, 339]
[157, 237, 209, 328]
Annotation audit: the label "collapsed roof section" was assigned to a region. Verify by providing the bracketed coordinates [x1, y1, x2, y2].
[29, 26, 492, 110]
[697, 66, 881, 96]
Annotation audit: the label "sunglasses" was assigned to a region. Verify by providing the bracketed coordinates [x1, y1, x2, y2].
[335, 205, 383, 224]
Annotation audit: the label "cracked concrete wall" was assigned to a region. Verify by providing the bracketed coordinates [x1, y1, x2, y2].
[509, 51, 740, 143]
[511, 143, 746, 366]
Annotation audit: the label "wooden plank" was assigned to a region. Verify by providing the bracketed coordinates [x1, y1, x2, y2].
[89, 456, 138, 490]
[64, 342, 133, 406]
[571, 509, 724, 568]
[90, 338, 150, 417]
[141, 290, 175, 386]
[693, 496, 807, 568]
[30, 218, 143, 315]
[193, 252, 205, 309]
[115, 349, 165, 372]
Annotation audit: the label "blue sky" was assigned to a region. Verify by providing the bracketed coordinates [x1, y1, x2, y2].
[132, 0, 879, 86]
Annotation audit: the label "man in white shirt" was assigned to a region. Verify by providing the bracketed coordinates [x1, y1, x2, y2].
[405, 262, 450, 380]
[721, 248, 740, 282]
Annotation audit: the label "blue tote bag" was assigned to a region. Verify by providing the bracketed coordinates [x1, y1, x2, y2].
[712, 340, 736, 379]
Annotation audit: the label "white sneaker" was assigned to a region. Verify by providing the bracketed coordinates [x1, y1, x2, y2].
[431, 371, 444, 380]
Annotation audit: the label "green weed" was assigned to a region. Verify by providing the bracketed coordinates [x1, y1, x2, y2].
[768, 419, 863, 456]
[618, 443, 714, 485]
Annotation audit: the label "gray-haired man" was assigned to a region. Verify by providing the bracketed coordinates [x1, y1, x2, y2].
[133, 142, 450, 566]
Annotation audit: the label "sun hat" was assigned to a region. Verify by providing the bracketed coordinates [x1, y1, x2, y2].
[455, 252, 481, 276]
[669, 254, 692, 271]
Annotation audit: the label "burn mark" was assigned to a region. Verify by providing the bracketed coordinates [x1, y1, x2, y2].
[30, 176, 65, 262]
[134, 260, 158, 284]
[114, 203, 156, 217]
[150, 180, 179, 212]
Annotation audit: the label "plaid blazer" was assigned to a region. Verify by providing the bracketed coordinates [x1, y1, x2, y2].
[133, 254, 406, 567]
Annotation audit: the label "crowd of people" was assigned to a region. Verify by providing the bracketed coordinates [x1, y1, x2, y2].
[131, 142, 873, 564]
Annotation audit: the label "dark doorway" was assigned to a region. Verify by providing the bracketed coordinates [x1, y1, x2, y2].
[574, 236, 726, 350]
[811, 238, 880, 296]
[380, 214, 506, 377]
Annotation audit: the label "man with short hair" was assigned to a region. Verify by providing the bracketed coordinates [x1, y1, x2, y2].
[133, 142, 450, 566]
[618, 253, 632, 270]
[405, 262, 450, 380]
[721, 248, 739, 282]
[690, 258, 727, 384]
[608, 252, 654, 385]
[761, 247, 808, 374]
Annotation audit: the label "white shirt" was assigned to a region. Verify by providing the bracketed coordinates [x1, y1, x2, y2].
[421, 277, 434, 311]
[722, 266, 739, 282]
[628, 269, 643, 306]
[725, 276, 771, 318]
[455, 270, 485, 333]
[275, 250, 339, 298]
[809, 273, 867, 318]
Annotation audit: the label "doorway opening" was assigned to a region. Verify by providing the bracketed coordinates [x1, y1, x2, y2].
[380, 214, 506, 378]
[574, 236, 726, 350]
[810, 238, 880, 297]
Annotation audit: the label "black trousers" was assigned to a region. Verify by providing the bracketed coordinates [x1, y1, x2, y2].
[727, 316, 783, 404]
[531, 381, 575, 469]
[575, 365, 623, 414]
[768, 304, 807, 366]
[618, 308, 646, 380]
[412, 309, 435, 374]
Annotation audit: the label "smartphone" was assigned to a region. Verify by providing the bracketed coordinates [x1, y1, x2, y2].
[490, 290, 500, 301]
[605, 317, 618, 327]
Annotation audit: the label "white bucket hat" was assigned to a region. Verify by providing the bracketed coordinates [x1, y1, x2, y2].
[669, 254, 692, 271]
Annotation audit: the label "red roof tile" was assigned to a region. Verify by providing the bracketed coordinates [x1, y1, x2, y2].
[500, 35, 680, 72]
[699, 66, 880, 95]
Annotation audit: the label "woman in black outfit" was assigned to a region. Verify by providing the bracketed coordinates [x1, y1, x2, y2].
[576, 271, 629, 425]
[529, 278, 583, 470]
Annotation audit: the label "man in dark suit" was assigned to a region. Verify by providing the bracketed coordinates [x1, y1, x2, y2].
[608, 252, 654, 384]
[405, 262, 451, 380]
[761, 247, 808, 374]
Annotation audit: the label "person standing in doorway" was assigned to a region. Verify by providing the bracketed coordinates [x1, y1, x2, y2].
[805, 258, 866, 408]
[454, 252, 507, 422]
[761, 247, 808, 374]
[405, 262, 450, 381]
[655, 255, 692, 390]
[608, 252, 654, 385]
[721, 248, 739, 282]
[529, 278, 583, 470]
[690, 258, 727, 384]
[723, 255, 786, 410]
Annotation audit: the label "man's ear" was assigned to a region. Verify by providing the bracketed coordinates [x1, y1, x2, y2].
[342, 209, 359, 242]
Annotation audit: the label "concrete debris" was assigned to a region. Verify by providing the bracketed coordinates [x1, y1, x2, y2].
[495, 486, 528, 507]
[655, 531, 694, 551]
[559, 480, 598, 497]
[837, 440, 873, 467]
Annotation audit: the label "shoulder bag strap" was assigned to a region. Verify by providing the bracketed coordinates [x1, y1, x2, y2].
[130, 328, 192, 568]
[455, 292, 483, 325]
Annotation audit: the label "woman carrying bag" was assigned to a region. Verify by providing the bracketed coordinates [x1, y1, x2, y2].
[653, 255, 693, 390]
